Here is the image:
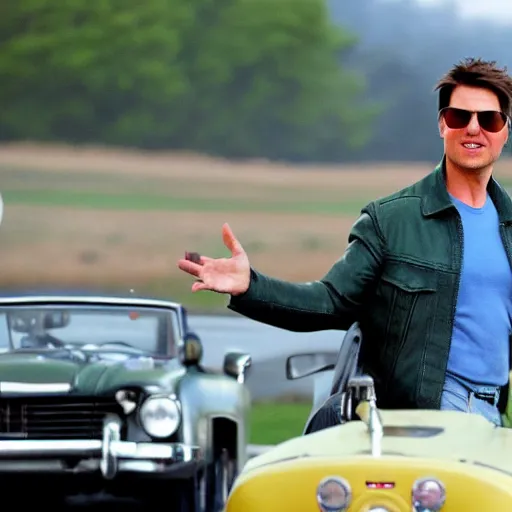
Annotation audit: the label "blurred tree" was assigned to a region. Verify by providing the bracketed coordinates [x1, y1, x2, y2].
[0, 0, 376, 162]
[174, 0, 378, 161]
[0, 0, 195, 144]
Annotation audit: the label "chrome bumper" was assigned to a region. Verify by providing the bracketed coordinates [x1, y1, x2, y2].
[0, 421, 202, 479]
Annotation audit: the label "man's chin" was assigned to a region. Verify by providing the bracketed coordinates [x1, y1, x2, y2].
[451, 155, 494, 173]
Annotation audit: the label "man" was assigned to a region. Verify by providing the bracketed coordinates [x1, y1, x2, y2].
[178, 58, 512, 427]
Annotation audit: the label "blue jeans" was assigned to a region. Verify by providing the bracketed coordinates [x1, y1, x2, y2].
[441, 372, 502, 427]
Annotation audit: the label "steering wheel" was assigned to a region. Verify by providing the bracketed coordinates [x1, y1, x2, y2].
[329, 322, 363, 396]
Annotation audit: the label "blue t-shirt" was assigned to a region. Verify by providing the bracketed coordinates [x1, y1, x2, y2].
[447, 193, 512, 386]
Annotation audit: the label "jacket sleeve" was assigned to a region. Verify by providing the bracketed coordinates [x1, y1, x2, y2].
[227, 202, 386, 332]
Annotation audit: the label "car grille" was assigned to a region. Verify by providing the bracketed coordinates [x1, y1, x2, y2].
[0, 397, 123, 440]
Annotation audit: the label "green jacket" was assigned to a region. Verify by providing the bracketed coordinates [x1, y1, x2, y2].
[228, 159, 512, 411]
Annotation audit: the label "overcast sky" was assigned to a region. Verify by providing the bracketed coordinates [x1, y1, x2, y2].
[416, 0, 512, 22]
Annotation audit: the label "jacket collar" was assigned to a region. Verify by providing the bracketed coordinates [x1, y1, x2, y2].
[421, 155, 512, 223]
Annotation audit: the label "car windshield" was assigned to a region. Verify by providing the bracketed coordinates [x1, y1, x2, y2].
[0, 304, 179, 357]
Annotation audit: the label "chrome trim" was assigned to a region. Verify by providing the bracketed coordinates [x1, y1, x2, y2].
[0, 295, 182, 311]
[101, 417, 121, 479]
[0, 439, 200, 460]
[368, 395, 384, 457]
[0, 421, 202, 478]
[348, 374, 383, 457]
[0, 382, 71, 394]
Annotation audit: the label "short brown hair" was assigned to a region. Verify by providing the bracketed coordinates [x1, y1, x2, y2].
[434, 58, 512, 116]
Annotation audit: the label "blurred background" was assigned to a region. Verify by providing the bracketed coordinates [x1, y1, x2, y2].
[2, 0, 512, 312]
[2, 0, 512, 442]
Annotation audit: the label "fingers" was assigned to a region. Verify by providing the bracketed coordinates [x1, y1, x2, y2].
[177, 251, 215, 279]
[177, 259, 202, 278]
[191, 281, 211, 293]
[222, 222, 244, 256]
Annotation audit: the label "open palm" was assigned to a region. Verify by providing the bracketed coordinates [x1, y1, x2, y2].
[177, 223, 250, 296]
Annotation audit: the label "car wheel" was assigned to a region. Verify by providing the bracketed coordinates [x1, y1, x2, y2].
[205, 448, 237, 512]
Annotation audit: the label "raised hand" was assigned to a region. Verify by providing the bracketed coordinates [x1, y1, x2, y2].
[177, 223, 250, 296]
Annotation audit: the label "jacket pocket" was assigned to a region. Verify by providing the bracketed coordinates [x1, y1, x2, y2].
[380, 261, 438, 293]
[377, 261, 439, 394]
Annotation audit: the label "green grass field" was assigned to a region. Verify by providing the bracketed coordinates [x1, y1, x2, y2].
[2, 187, 369, 215]
[249, 401, 311, 445]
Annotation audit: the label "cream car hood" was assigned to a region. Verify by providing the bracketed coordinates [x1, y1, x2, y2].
[244, 409, 512, 475]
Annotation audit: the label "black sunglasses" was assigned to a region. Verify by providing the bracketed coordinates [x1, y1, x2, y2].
[439, 107, 509, 133]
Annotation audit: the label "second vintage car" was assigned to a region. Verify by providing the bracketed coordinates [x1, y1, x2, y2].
[0, 292, 252, 511]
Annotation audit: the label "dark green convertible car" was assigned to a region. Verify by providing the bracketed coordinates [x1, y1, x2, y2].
[0, 292, 252, 511]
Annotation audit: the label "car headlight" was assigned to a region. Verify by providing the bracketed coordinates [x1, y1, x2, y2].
[139, 396, 181, 438]
[412, 477, 446, 511]
[316, 476, 351, 511]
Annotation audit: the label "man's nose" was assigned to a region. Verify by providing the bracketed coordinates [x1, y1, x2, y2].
[466, 113, 481, 134]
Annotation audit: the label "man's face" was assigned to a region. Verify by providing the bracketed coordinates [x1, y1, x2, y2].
[438, 84, 509, 173]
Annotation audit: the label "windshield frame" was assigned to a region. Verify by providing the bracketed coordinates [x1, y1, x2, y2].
[0, 300, 182, 358]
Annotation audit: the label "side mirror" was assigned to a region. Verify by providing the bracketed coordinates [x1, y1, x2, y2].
[181, 332, 203, 367]
[224, 352, 252, 383]
[285, 352, 337, 380]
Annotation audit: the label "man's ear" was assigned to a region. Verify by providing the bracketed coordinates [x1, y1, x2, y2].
[438, 117, 446, 139]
